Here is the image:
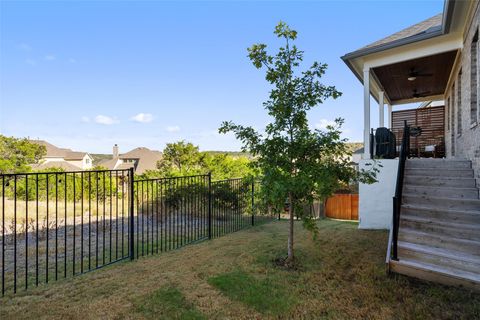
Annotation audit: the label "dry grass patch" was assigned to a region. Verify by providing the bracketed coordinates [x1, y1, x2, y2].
[133, 286, 206, 319]
[0, 219, 478, 320]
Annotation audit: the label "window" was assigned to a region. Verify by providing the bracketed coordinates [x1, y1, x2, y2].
[457, 70, 462, 135]
[471, 30, 478, 125]
[86, 158, 90, 164]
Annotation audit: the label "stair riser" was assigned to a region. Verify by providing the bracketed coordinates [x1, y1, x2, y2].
[406, 161, 472, 169]
[390, 261, 480, 291]
[403, 186, 479, 199]
[398, 232, 480, 257]
[405, 169, 474, 177]
[404, 176, 477, 188]
[403, 196, 480, 211]
[400, 219, 480, 241]
[398, 248, 480, 274]
[401, 207, 480, 224]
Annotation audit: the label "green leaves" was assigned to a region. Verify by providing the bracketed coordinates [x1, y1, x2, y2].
[247, 44, 270, 69]
[0, 135, 46, 174]
[144, 140, 255, 180]
[274, 21, 298, 40]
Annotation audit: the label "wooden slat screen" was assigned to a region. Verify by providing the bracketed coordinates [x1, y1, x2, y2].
[391, 105, 445, 158]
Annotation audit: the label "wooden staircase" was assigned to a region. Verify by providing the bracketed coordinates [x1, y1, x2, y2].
[389, 158, 480, 290]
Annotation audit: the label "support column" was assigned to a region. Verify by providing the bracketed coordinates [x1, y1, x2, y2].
[388, 104, 393, 129]
[378, 91, 384, 128]
[363, 69, 371, 159]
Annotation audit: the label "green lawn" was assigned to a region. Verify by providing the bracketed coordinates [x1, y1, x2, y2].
[1, 219, 479, 319]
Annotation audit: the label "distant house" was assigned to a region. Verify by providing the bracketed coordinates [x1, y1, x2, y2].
[99, 144, 162, 174]
[30, 140, 93, 171]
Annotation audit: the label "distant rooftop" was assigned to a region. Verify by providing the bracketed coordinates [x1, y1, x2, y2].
[30, 140, 90, 160]
[99, 146, 162, 174]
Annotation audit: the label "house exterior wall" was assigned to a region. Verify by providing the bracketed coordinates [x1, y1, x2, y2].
[68, 155, 93, 170]
[82, 154, 93, 169]
[358, 159, 398, 229]
[445, 3, 480, 186]
[42, 155, 93, 170]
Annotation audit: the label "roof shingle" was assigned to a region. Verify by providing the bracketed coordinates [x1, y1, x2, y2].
[347, 13, 443, 57]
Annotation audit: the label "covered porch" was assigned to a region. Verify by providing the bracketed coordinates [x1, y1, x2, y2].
[362, 48, 458, 159]
[360, 49, 458, 160]
[341, 12, 463, 229]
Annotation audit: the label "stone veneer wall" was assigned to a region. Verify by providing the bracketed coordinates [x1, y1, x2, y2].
[445, 2, 480, 187]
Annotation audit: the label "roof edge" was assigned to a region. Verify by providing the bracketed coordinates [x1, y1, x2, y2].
[341, 0, 456, 61]
[340, 28, 443, 61]
[442, 0, 455, 33]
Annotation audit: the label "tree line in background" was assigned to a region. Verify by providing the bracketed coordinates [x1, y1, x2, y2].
[140, 140, 257, 180]
[0, 136, 255, 181]
[0, 136, 257, 207]
[0, 135, 46, 174]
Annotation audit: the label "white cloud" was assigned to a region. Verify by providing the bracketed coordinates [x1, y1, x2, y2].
[44, 54, 56, 61]
[315, 119, 336, 130]
[131, 113, 153, 123]
[81, 116, 90, 123]
[25, 58, 36, 66]
[94, 115, 119, 125]
[165, 125, 180, 133]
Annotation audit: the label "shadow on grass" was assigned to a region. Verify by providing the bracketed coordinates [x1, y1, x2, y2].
[208, 270, 297, 316]
[134, 286, 206, 320]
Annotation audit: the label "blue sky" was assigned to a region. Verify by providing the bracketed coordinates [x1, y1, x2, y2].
[0, 0, 443, 153]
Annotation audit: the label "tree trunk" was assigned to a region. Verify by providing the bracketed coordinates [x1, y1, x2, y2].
[286, 192, 294, 265]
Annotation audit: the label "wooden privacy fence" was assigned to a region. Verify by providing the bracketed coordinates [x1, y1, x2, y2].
[325, 194, 358, 220]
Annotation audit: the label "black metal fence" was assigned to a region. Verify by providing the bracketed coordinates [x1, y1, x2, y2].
[0, 169, 275, 295]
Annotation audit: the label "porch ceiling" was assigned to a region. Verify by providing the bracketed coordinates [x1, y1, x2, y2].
[372, 50, 458, 104]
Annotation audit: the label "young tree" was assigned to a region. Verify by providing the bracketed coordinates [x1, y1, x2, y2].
[220, 22, 376, 266]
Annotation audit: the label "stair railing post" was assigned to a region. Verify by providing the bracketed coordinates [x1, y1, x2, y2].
[129, 167, 135, 260]
[392, 196, 398, 260]
[208, 172, 212, 240]
[251, 180, 255, 226]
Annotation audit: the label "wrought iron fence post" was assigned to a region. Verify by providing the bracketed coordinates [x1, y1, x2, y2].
[251, 180, 255, 226]
[129, 168, 135, 260]
[208, 172, 212, 240]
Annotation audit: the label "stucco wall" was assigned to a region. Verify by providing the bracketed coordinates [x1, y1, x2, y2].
[358, 159, 398, 230]
[445, 2, 480, 186]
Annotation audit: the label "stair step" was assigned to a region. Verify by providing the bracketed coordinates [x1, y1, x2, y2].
[403, 185, 479, 199]
[398, 241, 480, 274]
[399, 228, 480, 257]
[400, 214, 480, 241]
[403, 194, 480, 211]
[406, 159, 472, 169]
[405, 168, 474, 178]
[404, 175, 477, 188]
[401, 204, 480, 224]
[389, 258, 480, 291]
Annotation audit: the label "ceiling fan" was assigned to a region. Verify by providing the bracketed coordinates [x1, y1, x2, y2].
[412, 89, 431, 98]
[392, 67, 433, 81]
